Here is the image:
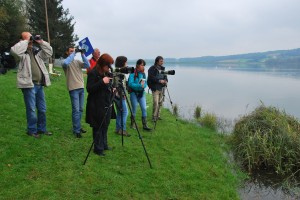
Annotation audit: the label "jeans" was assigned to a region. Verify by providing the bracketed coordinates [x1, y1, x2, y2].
[69, 88, 84, 134]
[22, 84, 47, 133]
[130, 92, 147, 118]
[115, 98, 128, 131]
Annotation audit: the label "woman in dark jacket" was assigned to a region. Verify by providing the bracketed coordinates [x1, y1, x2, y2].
[86, 53, 114, 156]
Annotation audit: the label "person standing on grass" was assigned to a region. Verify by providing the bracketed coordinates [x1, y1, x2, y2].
[128, 59, 152, 131]
[87, 48, 100, 74]
[86, 54, 115, 156]
[62, 47, 90, 138]
[113, 56, 130, 137]
[10, 31, 53, 138]
[147, 56, 168, 121]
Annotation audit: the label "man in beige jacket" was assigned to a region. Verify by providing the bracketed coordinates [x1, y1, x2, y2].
[10, 32, 53, 138]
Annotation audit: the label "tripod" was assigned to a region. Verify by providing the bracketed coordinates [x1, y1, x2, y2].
[116, 81, 153, 168]
[83, 87, 116, 165]
[153, 85, 179, 130]
[113, 85, 127, 146]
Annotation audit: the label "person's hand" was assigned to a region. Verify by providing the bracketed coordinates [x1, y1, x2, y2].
[21, 32, 31, 41]
[103, 76, 112, 84]
[160, 80, 167, 85]
[140, 79, 145, 88]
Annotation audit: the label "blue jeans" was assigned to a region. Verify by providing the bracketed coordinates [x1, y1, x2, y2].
[115, 98, 128, 131]
[22, 84, 47, 133]
[69, 88, 84, 134]
[130, 92, 147, 118]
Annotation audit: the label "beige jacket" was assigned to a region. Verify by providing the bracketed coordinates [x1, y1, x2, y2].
[10, 40, 52, 88]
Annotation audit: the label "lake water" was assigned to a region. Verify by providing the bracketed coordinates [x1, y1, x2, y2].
[158, 63, 300, 124]
[159, 63, 300, 199]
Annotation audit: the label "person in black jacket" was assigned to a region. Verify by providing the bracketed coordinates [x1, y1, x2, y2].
[86, 53, 114, 156]
[147, 56, 168, 121]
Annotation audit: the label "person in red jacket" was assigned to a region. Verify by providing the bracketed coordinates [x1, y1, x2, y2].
[87, 48, 100, 74]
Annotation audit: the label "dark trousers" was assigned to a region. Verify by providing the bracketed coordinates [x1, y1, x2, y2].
[93, 127, 108, 153]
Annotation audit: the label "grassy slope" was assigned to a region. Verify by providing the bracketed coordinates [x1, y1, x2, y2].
[0, 69, 242, 199]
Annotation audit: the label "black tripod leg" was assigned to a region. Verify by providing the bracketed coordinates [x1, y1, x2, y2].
[121, 85, 153, 169]
[83, 141, 95, 165]
[165, 86, 180, 130]
[83, 89, 116, 165]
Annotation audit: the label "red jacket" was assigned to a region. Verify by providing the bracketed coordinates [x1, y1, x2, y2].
[87, 57, 97, 73]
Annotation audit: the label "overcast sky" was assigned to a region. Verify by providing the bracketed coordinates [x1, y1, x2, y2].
[62, 0, 300, 59]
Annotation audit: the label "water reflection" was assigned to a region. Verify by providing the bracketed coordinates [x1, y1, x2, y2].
[239, 170, 300, 200]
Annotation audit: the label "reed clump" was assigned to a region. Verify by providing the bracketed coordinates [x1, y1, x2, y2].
[231, 105, 300, 175]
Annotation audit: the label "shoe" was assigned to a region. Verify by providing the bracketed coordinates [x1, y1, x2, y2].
[38, 131, 53, 136]
[75, 133, 82, 138]
[142, 117, 152, 131]
[118, 130, 131, 137]
[104, 146, 112, 150]
[80, 128, 87, 133]
[27, 132, 40, 138]
[115, 129, 120, 134]
[94, 150, 105, 156]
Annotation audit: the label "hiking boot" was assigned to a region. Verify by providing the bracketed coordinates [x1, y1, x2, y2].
[118, 130, 131, 137]
[142, 117, 152, 131]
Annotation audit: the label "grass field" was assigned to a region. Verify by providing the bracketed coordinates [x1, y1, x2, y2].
[0, 69, 244, 199]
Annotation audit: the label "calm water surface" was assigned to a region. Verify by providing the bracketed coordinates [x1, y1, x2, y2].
[162, 64, 300, 122]
[160, 63, 300, 199]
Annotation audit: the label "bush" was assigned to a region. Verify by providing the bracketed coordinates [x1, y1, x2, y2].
[173, 103, 179, 116]
[200, 112, 217, 131]
[231, 105, 300, 175]
[194, 106, 202, 119]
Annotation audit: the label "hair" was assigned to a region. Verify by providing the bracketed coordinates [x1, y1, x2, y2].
[115, 56, 127, 68]
[97, 53, 114, 67]
[136, 59, 146, 67]
[66, 46, 75, 52]
[92, 48, 100, 56]
[62, 46, 75, 58]
[154, 56, 163, 65]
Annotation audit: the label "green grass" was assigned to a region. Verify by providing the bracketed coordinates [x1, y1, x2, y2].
[0, 69, 243, 199]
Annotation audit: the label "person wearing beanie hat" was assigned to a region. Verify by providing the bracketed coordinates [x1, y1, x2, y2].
[113, 56, 130, 137]
[86, 53, 115, 156]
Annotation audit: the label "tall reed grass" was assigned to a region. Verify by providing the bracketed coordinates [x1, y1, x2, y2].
[231, 104, 300, 175]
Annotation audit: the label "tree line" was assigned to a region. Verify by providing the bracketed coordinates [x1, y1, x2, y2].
[0, 0, 77, 59]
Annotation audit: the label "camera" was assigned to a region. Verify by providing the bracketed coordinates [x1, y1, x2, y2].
[115, 67, 134, 74]
[30, 35, 42, 41]
[32, 45, 40, 55]
[75, 47, 86, 53]
[114, 66, 134, 74]
[159, 70, 175, 75]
